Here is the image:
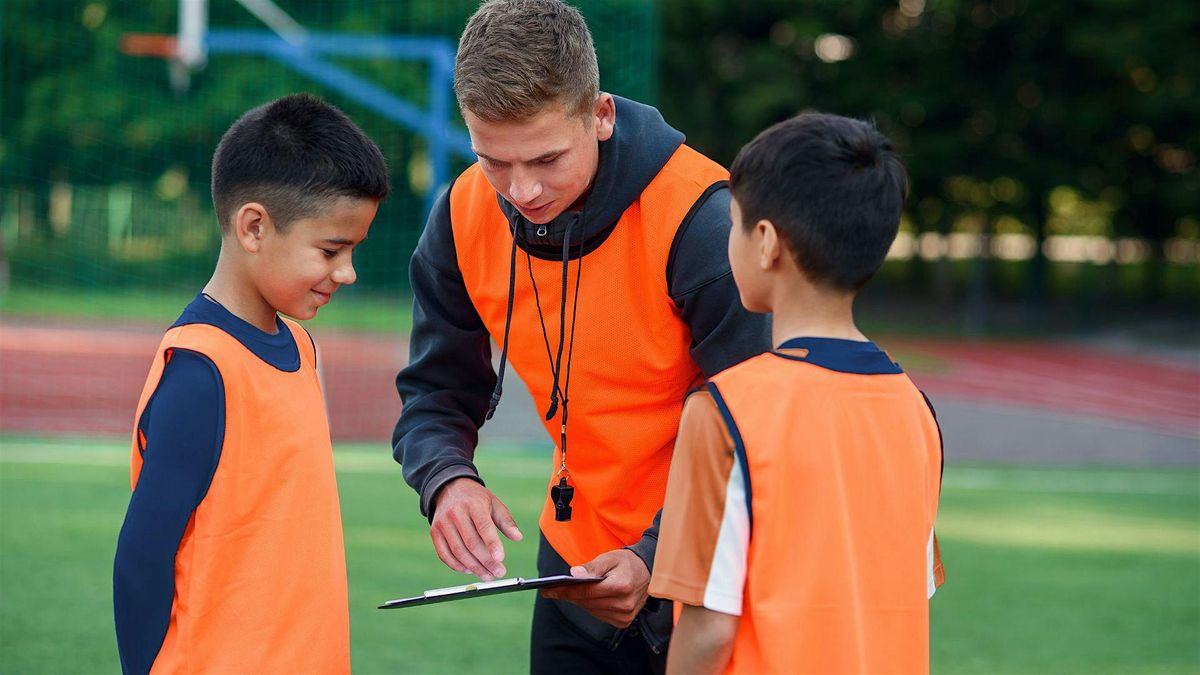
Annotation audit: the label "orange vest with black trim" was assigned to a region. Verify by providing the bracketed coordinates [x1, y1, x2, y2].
[709, 352, 943, 674]
[451, 145, 729, 565]
[129, 319, 350, 674]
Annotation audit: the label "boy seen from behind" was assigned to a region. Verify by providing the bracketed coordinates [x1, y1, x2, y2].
[113, 93, 389, 675]
[649, 113, 945, 674]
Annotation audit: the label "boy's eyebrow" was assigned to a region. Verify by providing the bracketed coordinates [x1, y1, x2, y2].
[322, 237, 362, 246]
[474, 149, 565, 164]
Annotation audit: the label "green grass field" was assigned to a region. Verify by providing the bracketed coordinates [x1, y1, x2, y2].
[0, 285, 413, 334]
[1, 435, 1197, 674]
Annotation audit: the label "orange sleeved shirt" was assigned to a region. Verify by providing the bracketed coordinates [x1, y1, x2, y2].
[650, 338, 946, 674]
[649, 390, 748, 615]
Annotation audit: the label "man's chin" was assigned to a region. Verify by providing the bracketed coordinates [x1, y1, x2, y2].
[517, 201, 561, 224]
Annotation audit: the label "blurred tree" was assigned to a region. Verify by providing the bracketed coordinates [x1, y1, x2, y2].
[2, 0, 1193, 304]
[660, 0, 1199, 317]
[1, 0, 654, 291]
[1064, 1, 1200, 302]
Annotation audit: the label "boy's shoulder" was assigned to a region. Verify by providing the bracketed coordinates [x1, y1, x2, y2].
[707, 339, 918, 408]
[706, 350, 786, 387]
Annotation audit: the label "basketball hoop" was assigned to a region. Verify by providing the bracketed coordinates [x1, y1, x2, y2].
[117, 0, 207, 95]
[118, 34, 179, 59]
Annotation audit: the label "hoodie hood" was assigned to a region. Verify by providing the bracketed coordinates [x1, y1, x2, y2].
[496, 95, 685, 260]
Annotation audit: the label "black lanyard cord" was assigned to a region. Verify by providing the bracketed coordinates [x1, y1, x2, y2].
[544, 221, 573, 421]
[525, 226, 584, 474]
[485, 225, 520, 421]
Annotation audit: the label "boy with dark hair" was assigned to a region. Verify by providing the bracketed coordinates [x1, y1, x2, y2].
[649, 112, 945, 674]
[392, 0, 770, 671]
[113, 93, 388, 675]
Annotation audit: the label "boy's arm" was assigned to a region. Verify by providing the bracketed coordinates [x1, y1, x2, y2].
[113, 350, 223, 675]
[668, 604, 740, 675]
[392, 184, 496, 519]
[649, 390, 748, 662]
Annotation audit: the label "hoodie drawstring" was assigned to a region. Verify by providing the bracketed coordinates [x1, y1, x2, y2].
[535, 218, 583, 519]
[484, 226, 520, 421]
[543, 220, 573, 421]
[558, 230, 583, 468]
[488, 217, 584, 521]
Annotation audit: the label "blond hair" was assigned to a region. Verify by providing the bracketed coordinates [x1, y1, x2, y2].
[454, 0, 600, 122]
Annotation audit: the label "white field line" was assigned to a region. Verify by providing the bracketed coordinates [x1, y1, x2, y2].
[1, 442, 1196, 495]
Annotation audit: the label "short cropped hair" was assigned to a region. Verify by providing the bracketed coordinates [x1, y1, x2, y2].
[454, 0, 600, 122]
[211, 93, 390, 234]
[730, 113, 907, 291]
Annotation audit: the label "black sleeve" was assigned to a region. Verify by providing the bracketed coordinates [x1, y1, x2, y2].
[626, 183, 772, 570]
[113, 350, 223, 675]
[392, 184, 493, 518]
[624, 509, 662, 573]
[667, 183, 772, 377]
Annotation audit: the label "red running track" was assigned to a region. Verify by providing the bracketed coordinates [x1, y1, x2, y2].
[1, 321, 1197, 441]
[890, 338, 1199, 435]
[0, 322, 405, 443]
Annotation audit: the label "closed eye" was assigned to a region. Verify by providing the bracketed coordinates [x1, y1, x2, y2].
[320, 248, 339, 258]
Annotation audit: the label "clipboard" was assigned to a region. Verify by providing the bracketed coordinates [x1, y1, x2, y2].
[378, 574, 602, 609]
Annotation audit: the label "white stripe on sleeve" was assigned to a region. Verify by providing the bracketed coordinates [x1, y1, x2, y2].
[926, 529, 938, 599]
[702, 456, 750, 616]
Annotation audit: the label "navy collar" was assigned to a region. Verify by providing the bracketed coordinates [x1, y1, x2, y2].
[773, 337, 901, 375]
[171, 294, 300, 372]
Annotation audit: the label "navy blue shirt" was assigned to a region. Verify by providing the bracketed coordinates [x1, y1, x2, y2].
[112, 295, 299, 675]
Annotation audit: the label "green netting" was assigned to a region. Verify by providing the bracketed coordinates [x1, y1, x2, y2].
[0, 0, 657, 297]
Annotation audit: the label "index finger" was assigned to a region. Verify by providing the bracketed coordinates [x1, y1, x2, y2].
[452, 507, 504, 578]
[470, 506, 508, 565]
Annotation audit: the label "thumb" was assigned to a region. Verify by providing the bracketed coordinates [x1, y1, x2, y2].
[490, 495, 523, 542]
[575, 552, 618, 578]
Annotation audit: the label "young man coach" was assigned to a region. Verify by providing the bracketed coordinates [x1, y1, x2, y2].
[392, 1, 770, 671]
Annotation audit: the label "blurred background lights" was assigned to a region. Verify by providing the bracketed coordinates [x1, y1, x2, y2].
[899, 0, 925, 18]
[814, 33, 855, 62]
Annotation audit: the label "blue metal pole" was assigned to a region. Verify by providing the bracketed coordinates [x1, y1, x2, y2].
[425, 45, 454, 218]
[204, 30, 474, 217]
[206, 31, 472, 159]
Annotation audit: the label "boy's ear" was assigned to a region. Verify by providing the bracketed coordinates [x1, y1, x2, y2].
[233, 202, 273, 253]
[758, 219, 783, 270]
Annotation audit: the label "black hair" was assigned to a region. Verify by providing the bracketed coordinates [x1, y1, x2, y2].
[211, 93, 390, 234]
[729, 112, 907, 291]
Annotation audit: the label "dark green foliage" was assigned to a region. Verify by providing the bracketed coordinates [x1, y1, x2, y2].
[1, 1, 1196, 318]
[0, 0, 654, 291]
[660, 0, 1199, 312]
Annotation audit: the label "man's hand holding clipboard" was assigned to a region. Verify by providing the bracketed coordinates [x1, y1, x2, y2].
[539, 549, 652, 628]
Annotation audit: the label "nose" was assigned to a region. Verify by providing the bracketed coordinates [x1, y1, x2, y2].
[509, 168, 543, 205]
[332, 258, 357, 286]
